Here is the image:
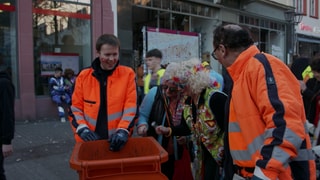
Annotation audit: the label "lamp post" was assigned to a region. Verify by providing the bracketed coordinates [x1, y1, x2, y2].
[284, 10, 303, 64]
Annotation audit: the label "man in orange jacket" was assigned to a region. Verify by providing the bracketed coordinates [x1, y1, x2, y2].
[212, 24, 316, 179]
[70, 34, 137, 151]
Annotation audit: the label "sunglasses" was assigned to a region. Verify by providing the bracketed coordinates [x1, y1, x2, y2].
[161, 85, 179, 92]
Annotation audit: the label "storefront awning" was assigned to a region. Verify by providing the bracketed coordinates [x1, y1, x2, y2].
[297, 37, 320, 44]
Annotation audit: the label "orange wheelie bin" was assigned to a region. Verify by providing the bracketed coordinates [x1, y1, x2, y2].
[69, 137, 168, 180]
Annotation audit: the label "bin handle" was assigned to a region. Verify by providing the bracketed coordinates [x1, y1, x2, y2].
[82, 156, 161, 179]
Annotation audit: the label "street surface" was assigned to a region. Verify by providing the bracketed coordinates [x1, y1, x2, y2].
[5, 119, 78, 180]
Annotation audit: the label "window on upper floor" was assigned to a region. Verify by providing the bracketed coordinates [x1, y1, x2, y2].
[310, 0, 319, 18]
[295, 0, 307, 14]
[221, 0, 239, 8]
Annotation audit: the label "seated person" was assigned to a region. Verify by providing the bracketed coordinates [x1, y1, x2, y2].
[49, 67, 71, 122]
[63, 68, 76, 98]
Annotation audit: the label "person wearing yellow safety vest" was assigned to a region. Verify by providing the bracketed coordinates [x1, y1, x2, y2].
[302, 65, 314, 83]
[300, 57, 320, 136]
[70, 34, 137, 152]
[144, 49, 165, 95]
[213, 24, 316, 180]
[290, 56, 312, 82]
[177, 58, 227, 179]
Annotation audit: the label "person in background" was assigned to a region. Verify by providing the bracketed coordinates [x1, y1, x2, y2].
[70, 34, 137, 152]
[202, 61, 224, 91]
[49, 67, 71, 123]
[136, 62, 192, 180]
[213, 24, 315, 180]
[0, 56, 15, 180]
[300, 56, 320, 144]
[167, 58, 227, 179]
[63, 68, 76, 99]
[144, 48, 165, 95]
[290, 56, 312, 82]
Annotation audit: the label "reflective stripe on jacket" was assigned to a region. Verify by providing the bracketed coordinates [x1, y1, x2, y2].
[71, 62, 137, 142]
[227, 45, 316, 179]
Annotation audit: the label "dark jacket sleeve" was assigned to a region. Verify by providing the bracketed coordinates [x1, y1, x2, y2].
[171, 118, 191, 136]
[209, 91, 228, 133]
[0, 78, 15, 144]
[302, 78, 318, 100]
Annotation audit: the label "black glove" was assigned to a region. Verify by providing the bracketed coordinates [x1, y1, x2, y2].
[77, 127, 100, 141]
[109, 129, 129, 151]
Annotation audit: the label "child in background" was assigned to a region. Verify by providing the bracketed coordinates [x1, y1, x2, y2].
[49, 67, 71, 122]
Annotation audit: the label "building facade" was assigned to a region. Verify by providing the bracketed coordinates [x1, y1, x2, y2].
[1, 0, 303, 120]
[0, 0, 117, 120]
[122, 0, 294, 75]
[295, 0, 320, 58]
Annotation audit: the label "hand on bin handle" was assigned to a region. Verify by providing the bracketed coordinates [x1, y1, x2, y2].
[109, 129, 129, 151]
[77, 127, 100, 141]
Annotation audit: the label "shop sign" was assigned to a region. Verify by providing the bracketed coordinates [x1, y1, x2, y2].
[299, 22, 320, 34]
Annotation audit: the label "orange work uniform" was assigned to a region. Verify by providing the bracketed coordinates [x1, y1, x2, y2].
[70, 58, 137, 142]
[227, 45, 316, 179]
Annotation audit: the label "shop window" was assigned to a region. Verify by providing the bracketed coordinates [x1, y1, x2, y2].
[270, 30, 285, 60]
[0, 1, 18, 97]
[260, 29, 268, 53]
[172, 1, 182, 12]
[32, 0, 91, 96]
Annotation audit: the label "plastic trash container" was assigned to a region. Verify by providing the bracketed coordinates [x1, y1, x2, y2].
[70, 137, 168, 180]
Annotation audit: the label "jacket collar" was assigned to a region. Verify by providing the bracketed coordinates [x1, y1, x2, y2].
[91, 57, 119, 78]
[227, 45, 260, 82]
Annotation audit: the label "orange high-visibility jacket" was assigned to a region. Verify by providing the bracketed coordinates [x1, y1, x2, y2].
[71, 60, 137, 142]
[227, 45, 316, 179]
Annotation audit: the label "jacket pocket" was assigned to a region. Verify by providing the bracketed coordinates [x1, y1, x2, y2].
[84, 99, 96, 104]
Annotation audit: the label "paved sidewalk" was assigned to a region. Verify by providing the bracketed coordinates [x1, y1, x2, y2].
[5, 119, 79, 180]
